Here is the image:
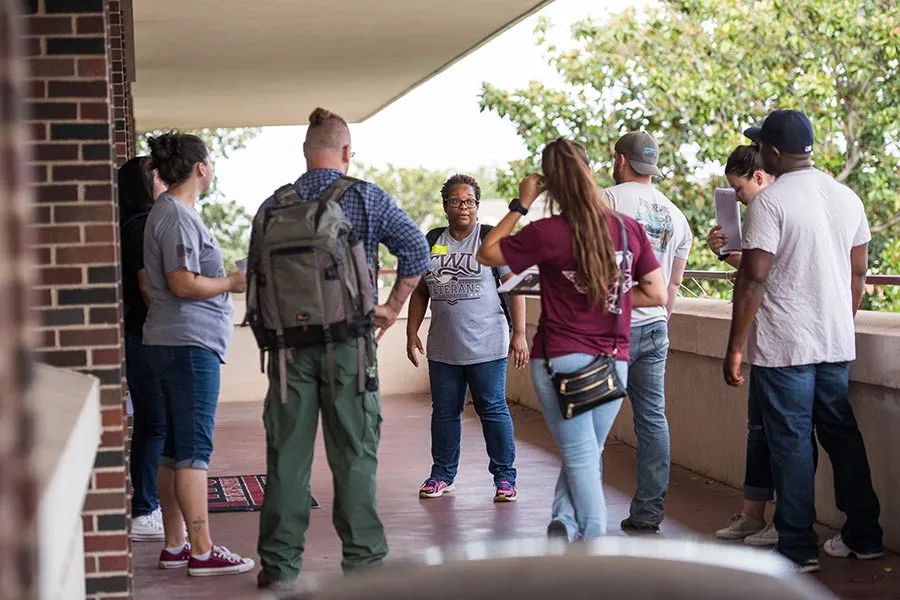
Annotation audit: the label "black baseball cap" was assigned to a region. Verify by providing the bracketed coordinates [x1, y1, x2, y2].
[744, 109, 814, 155]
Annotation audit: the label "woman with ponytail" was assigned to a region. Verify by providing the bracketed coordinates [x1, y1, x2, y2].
[477, 138, 667, 540]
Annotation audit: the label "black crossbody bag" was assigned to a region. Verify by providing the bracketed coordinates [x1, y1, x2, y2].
[542, 215, 629, 420]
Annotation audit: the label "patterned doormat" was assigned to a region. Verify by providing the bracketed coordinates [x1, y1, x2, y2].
[208, 474, 320, 513]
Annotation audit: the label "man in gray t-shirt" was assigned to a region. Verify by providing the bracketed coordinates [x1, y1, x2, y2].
[406, 175, 527, 503]
[726, 110, 882, 570]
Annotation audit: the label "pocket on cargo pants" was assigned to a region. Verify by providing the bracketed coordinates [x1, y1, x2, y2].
[362, 390, 382, 448]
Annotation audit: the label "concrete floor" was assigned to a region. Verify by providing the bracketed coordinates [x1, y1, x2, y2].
[132, 396, 899, 599]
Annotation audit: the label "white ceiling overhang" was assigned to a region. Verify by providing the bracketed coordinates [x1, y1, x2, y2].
[131, 0, 552, 130]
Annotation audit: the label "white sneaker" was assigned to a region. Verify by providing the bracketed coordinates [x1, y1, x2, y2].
[130, 513, 165, 542]
[715, 513, 765, 540]
[744, 519, 778, 546]
[823, 534, 884, 560]
[796, 559, 820, 574]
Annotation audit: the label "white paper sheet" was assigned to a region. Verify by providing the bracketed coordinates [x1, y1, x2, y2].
[714, 188, 742, 256]
[497, 267, 540, 296]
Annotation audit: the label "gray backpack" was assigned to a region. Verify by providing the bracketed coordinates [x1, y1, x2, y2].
[245, 176, 376, 401]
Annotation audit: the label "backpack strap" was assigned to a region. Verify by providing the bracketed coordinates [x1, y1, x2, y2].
[425, 227, 446, 250]
[314, 176, 360, 227]
[273, 183, 301, 205]
[478, 224, 512, 330]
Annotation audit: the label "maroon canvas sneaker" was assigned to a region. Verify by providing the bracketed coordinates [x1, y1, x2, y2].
[158, 543, 191, 569]
[187, 545, 254, 577]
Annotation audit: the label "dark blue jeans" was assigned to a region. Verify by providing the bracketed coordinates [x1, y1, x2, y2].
[745, 365, 819, 502]
[428, 359, 516, 485]
[144, 345, 221, 471]
[751, 363, 882, 563]
[125, 333, 166, 517]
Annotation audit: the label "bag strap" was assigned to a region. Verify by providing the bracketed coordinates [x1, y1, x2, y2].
[610, 213, 628, 356]
[543, 213, 629, 374]
[541, 329, 556, 377]
[478, 224, 502, 284]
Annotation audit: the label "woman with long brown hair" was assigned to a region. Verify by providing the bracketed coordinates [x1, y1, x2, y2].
[477, 137, 667, 540]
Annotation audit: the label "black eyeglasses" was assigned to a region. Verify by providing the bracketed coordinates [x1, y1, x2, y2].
[445, 199, 479, 208]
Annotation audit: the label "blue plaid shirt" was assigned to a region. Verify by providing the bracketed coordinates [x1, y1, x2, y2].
[265, 169, 428, 287]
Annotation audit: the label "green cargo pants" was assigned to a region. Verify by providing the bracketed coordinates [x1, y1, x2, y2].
[256, 339, 388, 582]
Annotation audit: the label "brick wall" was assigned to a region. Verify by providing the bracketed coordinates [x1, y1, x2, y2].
[23, 0, 133, 597]
[0, 1, 38, 597]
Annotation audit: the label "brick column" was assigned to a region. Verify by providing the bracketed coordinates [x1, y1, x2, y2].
[0, 1, 38, 597]
[23, 0, 132, 597]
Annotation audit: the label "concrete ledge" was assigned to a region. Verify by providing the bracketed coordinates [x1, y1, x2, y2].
[670, 297, 900, 389]
[32, 364, 101, 600]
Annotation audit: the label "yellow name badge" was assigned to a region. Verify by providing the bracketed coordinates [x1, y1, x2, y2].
[431, 244, 448, 255]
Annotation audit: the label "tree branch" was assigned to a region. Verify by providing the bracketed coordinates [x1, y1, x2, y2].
[837, 110, 861, 182]
[871, 212, 900, 234]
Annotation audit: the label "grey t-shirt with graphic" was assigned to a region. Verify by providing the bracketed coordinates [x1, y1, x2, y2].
[424, 226, 510, 366]
[142, 193, 234, 362]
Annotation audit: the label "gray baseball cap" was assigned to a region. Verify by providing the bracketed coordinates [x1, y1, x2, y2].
[615, 131, 662, 177]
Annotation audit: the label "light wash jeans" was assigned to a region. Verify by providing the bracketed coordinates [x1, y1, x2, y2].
[626, 320, 670, 526]
[530, 355, 627, 541]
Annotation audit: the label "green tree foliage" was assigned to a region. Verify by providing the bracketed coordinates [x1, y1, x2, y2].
[480, 0, 900, 308]
[138, 128, 261, 269]
[354, 164, 500, 281]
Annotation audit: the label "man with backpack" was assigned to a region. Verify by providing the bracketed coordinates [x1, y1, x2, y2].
[406, 174, 527, 503]
[246, 107, 429, 590]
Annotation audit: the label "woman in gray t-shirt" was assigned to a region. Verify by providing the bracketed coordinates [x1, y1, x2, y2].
[142, 132, 253, 577]
[406, 174, 528, 503]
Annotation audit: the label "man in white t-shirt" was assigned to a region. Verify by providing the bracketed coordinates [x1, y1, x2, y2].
[605, 132, 693, 533]
[724, 109, 883, 573]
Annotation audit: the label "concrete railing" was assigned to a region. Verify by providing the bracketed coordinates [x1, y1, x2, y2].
[506, 297, 900, 551]
[32, 364, 101, 600]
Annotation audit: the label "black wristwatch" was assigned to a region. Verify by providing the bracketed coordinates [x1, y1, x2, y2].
[509, 198, 528, 216]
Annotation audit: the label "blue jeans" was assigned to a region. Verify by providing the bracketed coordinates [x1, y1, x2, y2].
[125, 333, 166, 517]
[751, 363, 882, 563]
[531, 356, 627, 540]
[626, 321, 670, 526]
[144, 345, 221, 471]
[428, 358, 516, 485]
[745, 366, 819, 502]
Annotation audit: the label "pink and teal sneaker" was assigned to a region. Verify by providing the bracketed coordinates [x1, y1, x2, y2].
[419, 477, 455, 498]
[494, 481, 517, 503]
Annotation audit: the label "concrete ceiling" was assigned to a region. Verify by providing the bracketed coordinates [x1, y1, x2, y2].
[131, 0, 552, 131]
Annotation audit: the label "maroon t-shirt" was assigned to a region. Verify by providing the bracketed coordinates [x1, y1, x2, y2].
[500, 213, 660, 361]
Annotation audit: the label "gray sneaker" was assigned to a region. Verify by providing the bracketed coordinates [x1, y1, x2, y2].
[715, 513, 766, 540]
[744, 519, 778, 546]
